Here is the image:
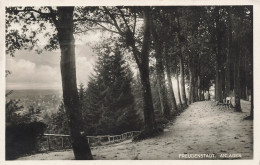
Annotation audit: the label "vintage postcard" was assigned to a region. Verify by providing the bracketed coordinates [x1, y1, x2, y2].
[0, 0, 259, 164]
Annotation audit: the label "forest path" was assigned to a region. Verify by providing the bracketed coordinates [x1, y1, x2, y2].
[17, 100, 253, 160]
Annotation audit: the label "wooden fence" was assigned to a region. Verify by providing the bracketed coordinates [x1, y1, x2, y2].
[43, 133, 70, 150]
[43, 131, 140, 150]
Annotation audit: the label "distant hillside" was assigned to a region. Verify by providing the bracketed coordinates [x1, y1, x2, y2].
[6, 89, 62, 99]
[6, 89, 63, 119]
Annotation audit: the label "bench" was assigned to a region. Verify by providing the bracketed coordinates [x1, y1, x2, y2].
[223, 96, 232, 109]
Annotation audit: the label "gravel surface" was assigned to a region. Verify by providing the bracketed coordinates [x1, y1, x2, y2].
[17, 100, 253, 160]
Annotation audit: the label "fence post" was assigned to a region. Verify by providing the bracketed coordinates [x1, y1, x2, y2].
[61, 137, 64, 148]
[43, 131, 140, 150]
[47, 136, 51, 150]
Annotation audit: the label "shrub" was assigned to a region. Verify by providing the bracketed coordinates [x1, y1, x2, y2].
[6, 121, 46, 160]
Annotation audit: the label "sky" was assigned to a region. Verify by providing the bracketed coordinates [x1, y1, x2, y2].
[6, 11, 111, 90]
[6, 44, 184, 100]
[6, 33, 184, 93]
[6, 41, 98, 90]
[5, 12, 182, 92]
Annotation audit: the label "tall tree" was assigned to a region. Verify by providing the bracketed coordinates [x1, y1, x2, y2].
[188, 55, 195, 104]
[163, 43, 178, 112]
[175, 8, 188, 107]
[84, 44, 140, 135]
[83, 75, 102, 134]
[151, 9, 171, 117]
[52, 7, 93, 159]
[214, 6, 225, 103]
[51, 102, 70, 134]
[176, 67, 183, 109]
[6, 7, 93, 159]
[77, 7, 158, 137]
[233, 33, 242, 112]
[160, 8, 178, 112]
[248, 6, 253, 119]
[225, 7, 232, 98]
[135, 8, 157, 136]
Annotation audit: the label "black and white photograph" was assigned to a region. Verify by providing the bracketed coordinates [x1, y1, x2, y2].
[3, 2, 256, 161]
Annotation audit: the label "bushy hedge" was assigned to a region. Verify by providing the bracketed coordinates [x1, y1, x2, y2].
[6, 121, 46, 160]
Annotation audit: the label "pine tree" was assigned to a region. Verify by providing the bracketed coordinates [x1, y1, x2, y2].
[51, 102, 70, 134]
[82, 76, 102, 135]
[83, 45, 141, 135]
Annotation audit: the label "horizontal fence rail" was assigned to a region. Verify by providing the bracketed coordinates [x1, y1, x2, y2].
[42, 131, 140, 151]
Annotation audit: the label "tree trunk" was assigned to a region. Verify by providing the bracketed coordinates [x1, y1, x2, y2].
[166, 71, 178, 112]
[225, 20, 231, 97]
[163, 44, 178, 112]
[188, 54, 198, 104]
[215, 7, 224, 103]
[198, 75, 201, 101]
[197, 53, 201, 101]
[233, 36, 242, 112]
[137, 7, 157, 133]
[234, 66, 241, 112]
[123, 8, 157, 140]
[215, 45, 224, 103]
[215, 57, 223, 103]
[156, 78, 164, 114]
[250, 88, 253, 118]
[193, 55, 198, 102]
[194, 74, 198, 102]
[188, 66, 194, 104]
[176, 68, 183, 110]
[154, 43, 171, 117]
[179, 50, 188, 107]
[139, 67, 156, 131]
[225, 6, 232, 97]
[150, 17, 171, 117]
[245, 86, 249, 101]
[56, 7, 93, 160]
[215, 69, 219, 101]
[176, 10, 187, 107]
[216, 69, 223, 103]
[249, 6, 253, 118]
[240, 55, 247, 100]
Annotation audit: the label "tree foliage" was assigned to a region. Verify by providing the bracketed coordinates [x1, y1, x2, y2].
[81, 44, 142, 135]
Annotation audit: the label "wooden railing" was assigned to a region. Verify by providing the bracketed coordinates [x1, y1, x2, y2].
[43, 131, 140, 150]
[43, 133, 70, 150]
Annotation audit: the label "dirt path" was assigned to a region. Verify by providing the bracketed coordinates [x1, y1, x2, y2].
[17, 101, 253, 160]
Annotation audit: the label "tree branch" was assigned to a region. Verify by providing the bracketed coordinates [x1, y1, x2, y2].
[133, 12, 137, 35]
[14, 7, 53, 19]
[47, 7, 58, 27]
[74, 18, 113, 25]
[116, 7, 133, 36]
[75, 24, 120, 34]
[103, 7, 124, 35]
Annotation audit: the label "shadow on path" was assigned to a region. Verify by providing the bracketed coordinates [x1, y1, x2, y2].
[17, 100, 253, 160]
